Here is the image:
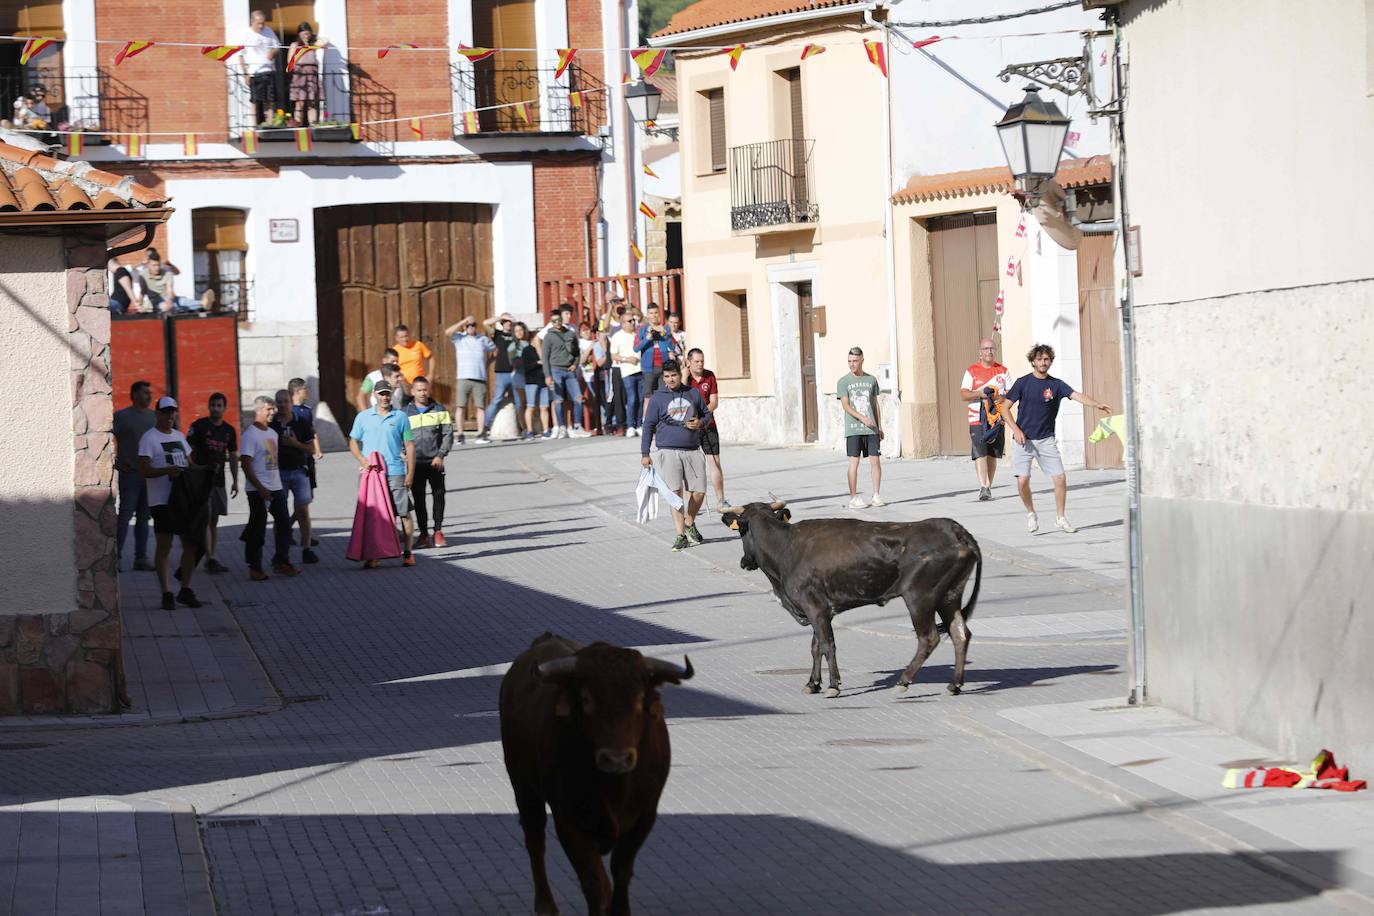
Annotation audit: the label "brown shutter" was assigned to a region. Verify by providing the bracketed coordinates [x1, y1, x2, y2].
[708, 89, 726, 173]
[787, 68, 804, 139]
[738, 293, 750, 377]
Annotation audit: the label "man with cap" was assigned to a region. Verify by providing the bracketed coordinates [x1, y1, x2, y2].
[837, 346, 886, 509]
[349, 377, 418, 567]
[138, 396, 202, 609]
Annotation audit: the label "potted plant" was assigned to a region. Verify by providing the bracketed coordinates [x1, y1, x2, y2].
[310, 117, 356, 142]
[256, 109, 297, 142]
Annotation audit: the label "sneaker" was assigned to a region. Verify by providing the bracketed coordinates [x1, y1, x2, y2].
[1056, 516, 1077, 534]
[869, 494, 887, 507]
[402, 553, 416, 567]
[627, 427, 639, 438]
[569, 428, 592, 438]
[684, 524, 704, 546]
[1027, 512, 1039, 533]
[160, 591, 175, 611]
[848, 496, 867, 510]
[456, 434, 466, 445]
[978, 487, 992, 501]
[272, 562, 301, 577]
[542, 429, 556, 440]
[176, 588, 202, 608]
[249, 567, 269, 581]
[475, 434, 491, 445]
[206, 557, 228, 574]
[302, 548, 320, 564]
[557, 427, 570, 439]
[133, 558, 155, 572]
[412, 534, 432, 550]
[671, 535, 689, 552]
[432, 531, 448, 548]
[520, 431, 535, 441]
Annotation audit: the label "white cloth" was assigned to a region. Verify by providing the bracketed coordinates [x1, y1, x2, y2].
[635, 467, 684, 523]
[137, 428, 191, 507]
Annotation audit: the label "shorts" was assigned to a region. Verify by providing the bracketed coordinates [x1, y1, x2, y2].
[1012, 436, 1065, 477]
[524, 382, 550, 408]
[846, 434, 881, 458]
[249, 70, 276, 103]
[150, 504, 177, 534]
[210, 484, 229, 517]
[455, 378, 488, 410]
[644, 367, 664, 396]
[653, 448, 707, 494]
[281, 468, 313, 505]
[700, 426, 721, 456]
[970, 425, 1005, 460]
[387, 475, 414, 516]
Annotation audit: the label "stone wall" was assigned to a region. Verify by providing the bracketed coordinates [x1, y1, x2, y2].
[0, 233, 123, 714]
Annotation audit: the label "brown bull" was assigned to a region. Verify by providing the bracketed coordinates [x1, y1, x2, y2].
[499, 632, 693, 916]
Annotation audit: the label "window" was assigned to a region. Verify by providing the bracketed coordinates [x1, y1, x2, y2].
[193, 208, 250, 319]
[703, 88, 726, 173]
[712, 291, 750, 378]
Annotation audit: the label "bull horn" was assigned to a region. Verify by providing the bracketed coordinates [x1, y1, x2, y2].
[768, 498, 787, 510]
[536, 657, 579, 680]
[717, 504, 746, 515]
[644, 656, 694, 682]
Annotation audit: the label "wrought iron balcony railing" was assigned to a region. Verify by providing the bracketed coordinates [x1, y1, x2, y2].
[450, 61, 605, 135]
[227, 64, 363, 139]
[729, 139, 819, 232]
[1, 64, 148, 137]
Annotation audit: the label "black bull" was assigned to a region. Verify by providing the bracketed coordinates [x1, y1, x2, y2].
[721, 502, 981, 697]
[499, 633, 693, 916]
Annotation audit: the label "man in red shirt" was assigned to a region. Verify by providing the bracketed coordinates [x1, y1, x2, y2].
[958, 338, 1011, 501]
[686, 348, 726, 506]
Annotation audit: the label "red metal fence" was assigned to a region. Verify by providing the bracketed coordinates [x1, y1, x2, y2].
[540, 269, 684, 327]
[111, 313, 241, 427]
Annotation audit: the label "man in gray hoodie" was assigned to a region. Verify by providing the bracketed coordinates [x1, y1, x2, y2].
[541, 307, 590, 438]
[404, 377, 454, 549]
[641, 360, 712, 551]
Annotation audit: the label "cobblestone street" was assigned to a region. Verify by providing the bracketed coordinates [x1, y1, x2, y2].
[2, 439, 1369, 915]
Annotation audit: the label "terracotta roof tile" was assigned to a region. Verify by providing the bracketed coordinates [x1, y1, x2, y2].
[646, 72, 678, 104]
[0, 140, 169, 213]
[654, 0, 864, 39]
[892, 156, 1112, 205]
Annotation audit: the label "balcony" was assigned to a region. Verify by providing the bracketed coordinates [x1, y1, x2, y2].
[729, 139, 819, 233]
[450, 62, 605, 135]
[227, 64, 390, 142]
[1, 63, 148, 140]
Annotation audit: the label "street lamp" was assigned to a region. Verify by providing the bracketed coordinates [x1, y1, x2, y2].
[624, 79, 678, 139]
[995, 87, 1071, 203]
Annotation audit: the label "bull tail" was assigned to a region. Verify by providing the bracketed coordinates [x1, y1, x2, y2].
[962, 541, 982, 622]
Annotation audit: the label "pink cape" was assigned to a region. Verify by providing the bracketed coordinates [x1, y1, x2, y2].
[346, 452, 402, 562]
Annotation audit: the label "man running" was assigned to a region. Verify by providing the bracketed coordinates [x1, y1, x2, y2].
[240, 396, 299, 579]
[405, 376, 454, 549]
[138, 397, 202, 609]
[187, 392, 239, 574]
[641, 359, 712, 552]
[959, 338, 1011, 501]
[685, 348, 726, 506]
[348, 379, 417, 567]
[114, 380, 156, 571]
[838, 346, 885, 509]
[1002, 343, 1113, 534]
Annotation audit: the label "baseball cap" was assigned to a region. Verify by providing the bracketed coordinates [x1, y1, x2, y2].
[373, 381, 393, 394]
[156, 396, 178, 410]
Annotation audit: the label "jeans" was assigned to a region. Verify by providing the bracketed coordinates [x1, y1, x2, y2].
[483, 371, 520, 429]
[242, 489, 292, 570]
[116, 469, 150, 561]
[601, 368, 623, 431]
[549, 367, 583, 427]
[412, 460, 446, 535]
[621, 373, 644, 430]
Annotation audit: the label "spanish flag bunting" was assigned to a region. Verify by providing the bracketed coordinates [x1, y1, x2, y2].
[462, 111, 480, 133]
[1014, 216, 1026, 238]
[1005, 256, 1017, 278]
[800, 44, 826, 60]
[126, 134, 143, 158]
[456, 45, 497, 63]
[286, 45, 319, 73]
[378, 43, 418, 59]
[514, 101, 533, 126]
[555, 48, 578, 79]
[295, 127, 312, 152]
[242, 130, 258, 154]
[863, 39, 887, 77]
[643, 163, 659, 179]
[639, 201, 657, 220]
[569, 91, 583, 109]
[615, 274, 627, 293]
[349, 121, 360, 140]
[114, 40, 155, 66]
[202, 45, 243, 61]
[992, 319, 1002, 335]
[20, 37, 57, 65]
[630, 240, 644, 261]
[728, 44, 744, 71]
[632, 48, 666, 78]
[912, 35, 943, 50]
[994, 291, 1005, 315]
[408, 117, 424, 140]
[66, 132, 82, 156]
[183, 133, 198, 156]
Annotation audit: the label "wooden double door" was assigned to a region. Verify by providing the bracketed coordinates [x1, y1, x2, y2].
[316, 203, 494, 431]
[929, 212, 1000, 455]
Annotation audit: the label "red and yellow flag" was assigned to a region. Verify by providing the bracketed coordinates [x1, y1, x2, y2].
[569, 91, 583, 109]
[295, 127, 312, 152]
[183, 133, 198, 156]
[126, 134, 143, 157]
[615, 274, 628, 293]
[555, 48, 578, 79]
[639, 201, 657, 220]
[66, 132, 82, 157]
[632, 48, 666, 78]
[408, 118, 424, 140]
[349, 122, 360, 140]
[513, 101, 533, 126]
[800, 44, 826, 60]
[456, 45, 497, 63]
[114, 40, 155, 66]
[630, 240, 644, 261]
[378, 43, 418, 59]
[863, 38, 887, 77]
[643, 163, 659, 179]
[912, 35, 943, 50]
[727, 44, 744, 71]
[202, 45, 243, 62]
[242, 130, 258, 154]
[461, 111, 480, 134]
[286, 45, 318, 72]
[20, 37, 57, 65]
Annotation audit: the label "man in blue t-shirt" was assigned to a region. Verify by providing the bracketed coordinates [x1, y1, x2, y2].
[348, 380, 418, 566]
[1002, 343, 1112, 535]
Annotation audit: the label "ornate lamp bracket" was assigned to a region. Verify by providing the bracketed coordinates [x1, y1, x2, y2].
[997, 55, 1091, 99]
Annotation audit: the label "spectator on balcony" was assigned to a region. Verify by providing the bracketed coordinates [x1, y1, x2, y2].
[610, 310, 642, 436]
[138, 249, 211, 314]
[288, 22, 326, 127]
[240, 10, 281, 127]
[108, 257, 141, 316]
[10, 84, 52, 132]
[445, 314, 495, 444]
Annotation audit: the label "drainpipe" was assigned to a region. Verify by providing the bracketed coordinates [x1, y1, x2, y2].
[865, 4, 903, 454]
[619, 0, 638, 283]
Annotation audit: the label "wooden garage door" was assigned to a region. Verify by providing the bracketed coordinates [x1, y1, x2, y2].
[929, 211, 999, 455]
[1078, 232, 1123, 469]
[315, 203, 494, 431]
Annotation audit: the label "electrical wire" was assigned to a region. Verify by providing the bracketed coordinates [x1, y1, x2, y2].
[890, 0, 1085, 29]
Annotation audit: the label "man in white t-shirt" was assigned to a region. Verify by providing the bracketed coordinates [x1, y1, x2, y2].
[240, 395, 299, 580]
[239, 10, 280, 127]
[610, 311, 644, 436]
[138, 397, 200, 611]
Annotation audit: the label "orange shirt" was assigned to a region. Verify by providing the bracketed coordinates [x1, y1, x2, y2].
[395, 340, 433, 383]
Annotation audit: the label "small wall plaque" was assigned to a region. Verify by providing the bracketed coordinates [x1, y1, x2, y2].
[269, 218, 299, 243]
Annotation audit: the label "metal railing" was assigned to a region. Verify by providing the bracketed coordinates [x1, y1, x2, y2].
[227, 63, 356, 137]
[193, 276, 254, 321]
[541, 270, 684, 327]
[1, 64, 148, 136]
[450, 62, 605, 135]
[729, 139, 819, 231]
